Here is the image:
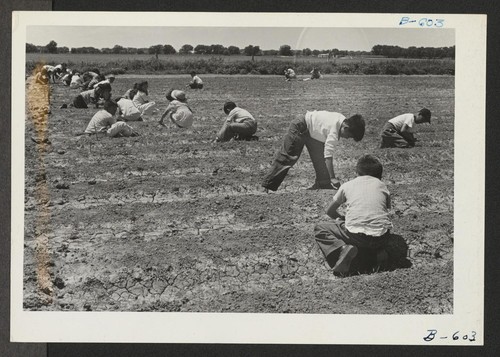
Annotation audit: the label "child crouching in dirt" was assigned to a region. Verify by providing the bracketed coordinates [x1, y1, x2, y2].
[313, 155, 392, 276]
[158, 89, 194, 128]
[380, 108, 431, 148]
[64, 83, 112, 109]
[84, 100, 139, 138]
[261, 110, 365, 192]
[214, 102, 258, 142]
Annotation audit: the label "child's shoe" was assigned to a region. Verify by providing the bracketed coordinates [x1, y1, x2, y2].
[332, 245, 358, 276]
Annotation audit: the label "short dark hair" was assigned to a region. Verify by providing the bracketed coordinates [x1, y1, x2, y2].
[165, 89, 174, 101]
[103, 100, 118, 113]
[344, 114, 365, 142]
[190, 71, 197, 76]
[418, 108, 431, 123]
[223, 101, 237, 114]
[356, 154, 383, 179]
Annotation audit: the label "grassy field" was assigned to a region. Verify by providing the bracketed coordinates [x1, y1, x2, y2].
[24, 74, 454, 313]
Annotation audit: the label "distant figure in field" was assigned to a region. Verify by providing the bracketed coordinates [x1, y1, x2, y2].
[303, 67, 322, 81]
[132, 80, 156, 117]
[94, 74, 115, 89]
[84, 100, 138, 138]
[114, 97, 143, 122]
[34, 68, 49, 85]
[53, 63, 67, 80]
[284, 68, 297, 81]
[69, 72, 84, 89]
[64, 82, 111, 109]
[261, 110, 365, 192]
[158, 89, 194, 128]
[122, 83, 139, 100]
[42, 64, 60, 83]
[81, 71, 102, 90]
[187, 71, 203, 89]
[215, 101, 258, 142]
[380, 108, 431, 148]
[313, 154, 392, 276]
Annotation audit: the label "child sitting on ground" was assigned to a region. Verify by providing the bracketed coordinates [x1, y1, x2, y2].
[122, 83, 139, 100]
[34, 68, 49, 85]
[158, 89, 194, 128]
[380, 108, 431, 148]
[313, 154, 392, 276]
[132, 80, 156, 117]
[84, 100, 138, 137]
[69, 72, 84, 89]
[186, 71, 203, 89]
[261, 110, 365, 192]
[115, 97, 143, 122]
[215, 102, 257, 142]
[303, 67, 322, 81]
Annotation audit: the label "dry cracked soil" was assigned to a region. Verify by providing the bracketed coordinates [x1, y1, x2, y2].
[23, 74, 454, 314]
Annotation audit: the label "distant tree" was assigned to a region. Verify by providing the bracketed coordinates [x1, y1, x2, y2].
[302, 48, 312, 56]
[163, 44, 176, 55]
[112, 45, 124, 54]
[149, 44, 163, 58]
[223, 49, 231, 56]
[278, 44, 293, 56]
[58, 46, 70, 54]
[262, 49, 278, 56]
[179, 44, 194, 54]
[46, 40, 58, 54]
[243, 45, 260, 61]
[228, 46, 240, 55]
[312, 49, 320, 56]
[210, 44, 226, 55]
[126, 47, 139, 54]
[26, 43, 37, 53]
[194, 44, 208, 54]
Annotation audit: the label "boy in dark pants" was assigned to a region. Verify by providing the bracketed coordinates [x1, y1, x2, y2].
[261, 111, 365, 192]
[380, 108, 431, 148]
[313, 155, 392, 276]
[215, 102, 257, 142]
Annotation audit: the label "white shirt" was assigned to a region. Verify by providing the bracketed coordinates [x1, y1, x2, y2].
[333, 175, 393, 236]
[226, 107, 255, 124]
[192, 75, 203, 84]
[388, 113, 415, 133]
[85, 110, 116, 134]
[167, 101, 194, 128]
[133, 91, 150, 106]
[70, 75, 83, 89]
[117, 99, 142, 120]
[304, 111, 345, 158]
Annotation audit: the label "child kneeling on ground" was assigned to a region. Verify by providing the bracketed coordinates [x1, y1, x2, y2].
[313, 154, 392, 276]
[159, 89, 194, 128]
[215, 102, 258, 142]
[84, 100, 138, 138]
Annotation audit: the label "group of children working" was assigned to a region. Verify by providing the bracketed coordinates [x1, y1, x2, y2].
[35, 63, 432, 276]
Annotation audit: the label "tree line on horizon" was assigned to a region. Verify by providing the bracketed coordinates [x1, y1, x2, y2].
[26, 40, 455, 59]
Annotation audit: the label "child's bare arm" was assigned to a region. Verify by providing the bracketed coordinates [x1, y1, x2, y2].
[326, 200, 342, 219]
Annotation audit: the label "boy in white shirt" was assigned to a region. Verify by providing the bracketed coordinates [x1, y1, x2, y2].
[314, 155, 392, 276]
[187, 71, 203, 89]
[261, 110, 365, 191]
[115, 97, 143, 122]
[380, 108, 431, 148]
[284, 68, 296, 81]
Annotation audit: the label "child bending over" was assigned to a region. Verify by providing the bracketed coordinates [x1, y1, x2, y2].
[313, 155, 392, 276]
[187, 71, 203, 89]
[380, 108, 431, 148]
[261, 110, 365, 191]
[215, 102, 257, 142]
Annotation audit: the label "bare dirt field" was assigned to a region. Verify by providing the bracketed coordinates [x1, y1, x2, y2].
[23, 74, 454, 314]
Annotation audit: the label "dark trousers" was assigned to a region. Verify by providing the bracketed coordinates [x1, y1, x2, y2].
[189, 83, 203, 89]
[314, 220, 389, 267]
[261, 117, 330, 191]
[216, 120, 257, 142]
[72, 95, 88, 109]
[380, 122, 415, 148]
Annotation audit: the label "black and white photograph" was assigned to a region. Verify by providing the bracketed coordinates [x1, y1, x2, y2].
[10, 12, 485, 344]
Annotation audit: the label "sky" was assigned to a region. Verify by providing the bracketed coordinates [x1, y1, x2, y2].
[26, 26, 455, 52]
